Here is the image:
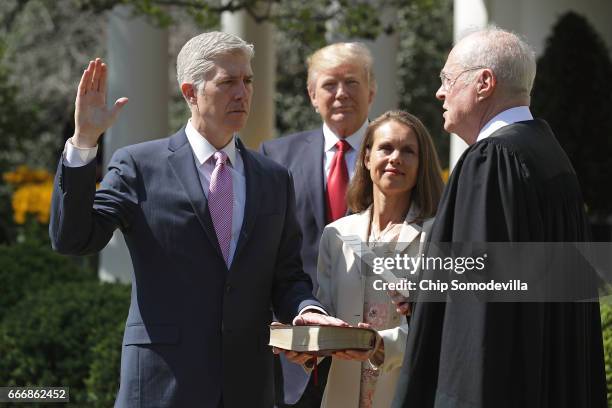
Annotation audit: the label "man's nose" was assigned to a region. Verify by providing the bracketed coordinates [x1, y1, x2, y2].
[435, 85, 446, 101]
[335, 82, 349, 99]
[234, 81, 249, 100]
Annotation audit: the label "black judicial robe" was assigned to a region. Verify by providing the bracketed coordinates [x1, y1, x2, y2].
[392, 120, 607, 408]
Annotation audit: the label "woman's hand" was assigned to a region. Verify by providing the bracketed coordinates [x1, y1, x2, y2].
[388, 290, 411, 316]
[270, 321, 317, 367]
[331, 323, 383, 362]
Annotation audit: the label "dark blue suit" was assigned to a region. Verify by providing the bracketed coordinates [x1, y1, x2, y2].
[260, 129, 329, 406]
[50, 128, 322, 408]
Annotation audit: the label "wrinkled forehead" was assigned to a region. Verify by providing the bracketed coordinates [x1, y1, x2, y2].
[441, 48, 463, 74]
[208, 52, 253, 78]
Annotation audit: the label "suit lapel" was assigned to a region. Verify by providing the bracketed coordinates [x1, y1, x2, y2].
[395, 204, 423, 253]
[298, 130, 326, 230]
[231, 137, 261, 268]
[395, 222, 422, 252]
[167, 129, 224, 260]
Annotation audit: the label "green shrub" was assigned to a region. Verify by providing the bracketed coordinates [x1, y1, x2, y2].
[0, 281, 130, 405]
[0, 241, 96, 321]
[531, 12, 612, 218]
[85, 319, 125, 407]
[601, 301, 612, 406]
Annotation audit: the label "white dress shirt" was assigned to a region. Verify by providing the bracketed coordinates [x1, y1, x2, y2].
[63, 120, 246, 267]
[477, 106, 534, 142]
[185, 121, 246, 267]
[322, 120, 368, 184]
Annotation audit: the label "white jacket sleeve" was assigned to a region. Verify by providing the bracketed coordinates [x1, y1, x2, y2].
[315, 226, 336, 316]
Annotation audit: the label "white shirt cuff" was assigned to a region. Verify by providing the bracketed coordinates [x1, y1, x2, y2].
[63, 138, 98, 167]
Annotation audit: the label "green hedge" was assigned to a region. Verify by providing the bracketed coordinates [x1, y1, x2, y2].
[0, 241, 96, 320]
[85, 319, 125, 407]
[0, 281, 129, 406]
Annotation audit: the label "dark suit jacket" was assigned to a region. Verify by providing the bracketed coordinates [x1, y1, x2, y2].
[260, 129, 330, 405]
[50, 128, 322, 408]
[260, 129, 327, 293]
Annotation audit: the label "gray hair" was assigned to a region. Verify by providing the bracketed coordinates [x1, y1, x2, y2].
[307, 42, 377, 93]
[455, 27, 536, 98]
[176, 31, 254, 94]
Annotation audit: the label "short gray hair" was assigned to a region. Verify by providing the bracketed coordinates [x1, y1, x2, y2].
[307, 42, 376, 93]
[176, 31, 254, 94]
[455, 27, 536, 98]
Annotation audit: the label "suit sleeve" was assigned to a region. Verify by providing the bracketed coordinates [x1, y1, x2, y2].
[49, 148, 139, 255]
[271, 169, 322, 323]
[315, 226, 335, 316]
[376, 322, 408, 372]
[449, 141, 536, 242]
[259, 140, 269, 156]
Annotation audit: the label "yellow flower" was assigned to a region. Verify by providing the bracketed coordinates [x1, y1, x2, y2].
[441, 168, 450, 184]
[10, 180, 53, 225]
[3, 165, 53, 187]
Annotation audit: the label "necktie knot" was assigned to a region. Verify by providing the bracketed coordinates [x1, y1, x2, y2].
[335, 140, 350, 153]
[214, 151, 229, 166]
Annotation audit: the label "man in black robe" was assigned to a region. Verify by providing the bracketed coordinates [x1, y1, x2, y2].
[392, 28, 607, 408]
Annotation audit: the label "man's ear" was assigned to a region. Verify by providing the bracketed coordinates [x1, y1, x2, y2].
[477, 69, 496, 100]
[181, 83, 197, 104]
[368, 85, 376, 106]
[308, 85, 318, 110]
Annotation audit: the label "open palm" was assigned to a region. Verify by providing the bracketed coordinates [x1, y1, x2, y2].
[74, 58, 128, 147]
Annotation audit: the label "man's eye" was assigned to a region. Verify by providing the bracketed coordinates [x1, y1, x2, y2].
[244, 78, 253, 84]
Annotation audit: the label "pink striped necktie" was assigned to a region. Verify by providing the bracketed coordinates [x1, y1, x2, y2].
[208, 151, 233, 266]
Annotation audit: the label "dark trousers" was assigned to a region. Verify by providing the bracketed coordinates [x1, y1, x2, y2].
[274, 357, 331, 408]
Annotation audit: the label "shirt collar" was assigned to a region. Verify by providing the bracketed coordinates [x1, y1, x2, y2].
[185, 120, 237, 167]
[323, 119, 368, 152]
[477, 106, 533, 142]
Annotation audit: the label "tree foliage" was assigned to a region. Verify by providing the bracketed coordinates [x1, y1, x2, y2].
[531, 11, 612, 217]
[396, 0, 451, 167]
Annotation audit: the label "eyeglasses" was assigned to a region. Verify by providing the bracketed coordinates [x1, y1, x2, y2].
[439, 66, 488, 92]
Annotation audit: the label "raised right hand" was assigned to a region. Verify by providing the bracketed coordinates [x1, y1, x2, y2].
[73, 58, 128, 148]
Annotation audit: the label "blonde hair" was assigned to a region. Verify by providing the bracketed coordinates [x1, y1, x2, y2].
[306, 42, 376, 93]
[347, 110, 444, 222]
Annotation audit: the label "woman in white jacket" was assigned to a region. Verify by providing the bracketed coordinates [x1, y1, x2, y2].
[316, 110, 443, 408]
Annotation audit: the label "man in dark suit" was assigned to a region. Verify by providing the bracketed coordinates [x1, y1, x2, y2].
[392, 28, 607, 408]
[50, 31, 345, 408]
[260, 42, 376, 407]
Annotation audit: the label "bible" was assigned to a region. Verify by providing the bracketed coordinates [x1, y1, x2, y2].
[268, 324, 377, 355]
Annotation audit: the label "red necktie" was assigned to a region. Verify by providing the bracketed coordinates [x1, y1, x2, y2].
[326, 140, 350, 222]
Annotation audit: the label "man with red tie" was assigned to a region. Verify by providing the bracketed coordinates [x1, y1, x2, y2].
[260, 42, 376, 408]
